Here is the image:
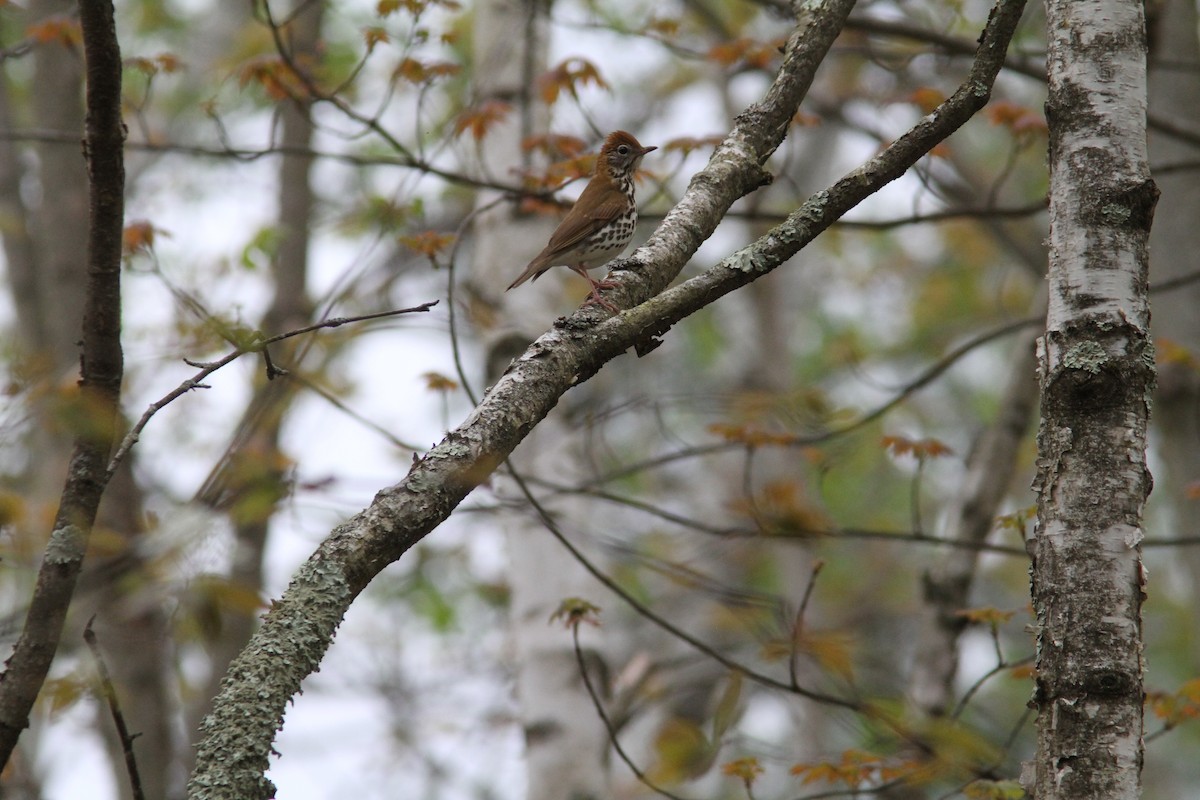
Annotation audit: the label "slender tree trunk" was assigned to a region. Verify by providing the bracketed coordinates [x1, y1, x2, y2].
[468, 1, 614, 796]
[1030, 0, 1156, 796]
[911, 325, 1038, 716]
[1145, 0, 1200, 648]
[0, 0, 126, 771]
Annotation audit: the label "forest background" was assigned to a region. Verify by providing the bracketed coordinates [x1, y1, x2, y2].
[0, 0, 1195, 798]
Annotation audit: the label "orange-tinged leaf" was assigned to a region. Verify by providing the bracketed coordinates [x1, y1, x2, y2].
[1178, 677, 1200, 701]
[126, 56, 158, 76]
[707, 37, 784, 69]
[882, 435, 953, 459]
[729, 480, 829, 537]
[453, 99, 511, 141]
[522, 133, 588, 159]
[708, 422, 797, 447]
[517, 195, 568, 216]
[909, 87, 945, 113]
[802, 630, 855, 680]
[539, 154, 594, 187]
[376, 0, 458, 14]
[987, 100, 1047, 135]
[791, 749, 887, 788]
[421, 371, 459, 392]
[1148, 678, 1200, 727]
[645, 16, 681, 37]
[362, 26, 390, 52]
[707, 39, 747, 65]
[400, 230, 455, 257]
[395, 56, 460, 83]
[662, 135, 725, 157]
[536, 57, 610, 105]
[1009, 663, 1036, 680]
[722, 757, 764, 786]
[123, 220, 165, 257]
[127, 52, 185, 75]
[155, 52, 184, 73]
[237, 55, 304, 101]
[26, 15, 81, 48]
[793, 110, 822, 127]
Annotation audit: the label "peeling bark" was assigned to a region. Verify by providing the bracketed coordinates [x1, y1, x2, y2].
[1029, 0, 1155, 796]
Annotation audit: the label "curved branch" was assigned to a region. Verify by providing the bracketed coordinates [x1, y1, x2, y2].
[186, 0, 1028, 794]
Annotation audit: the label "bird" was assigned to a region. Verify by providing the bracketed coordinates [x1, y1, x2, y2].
[506, 130, 656, 311]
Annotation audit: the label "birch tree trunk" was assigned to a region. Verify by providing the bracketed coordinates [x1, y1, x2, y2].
[1030, 0, 1156, 796]
[469, 1, 613, 796]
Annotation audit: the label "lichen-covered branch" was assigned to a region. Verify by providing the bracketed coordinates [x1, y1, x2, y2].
[186, 0, 1032, 794]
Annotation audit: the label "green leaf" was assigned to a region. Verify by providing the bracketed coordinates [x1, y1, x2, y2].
[712, 670, 743, 738]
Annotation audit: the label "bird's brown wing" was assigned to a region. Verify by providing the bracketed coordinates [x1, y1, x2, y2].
[506, 182, 626, 290]
[544, 181, 626, 253]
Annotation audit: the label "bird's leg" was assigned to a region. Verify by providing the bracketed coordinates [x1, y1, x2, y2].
[571, 266, 620, 312]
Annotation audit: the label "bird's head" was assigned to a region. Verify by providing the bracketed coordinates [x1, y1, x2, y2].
[598, 130, 656, 179]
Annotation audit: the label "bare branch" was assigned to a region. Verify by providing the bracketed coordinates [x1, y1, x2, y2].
[106, 302, 438, 477]
[571, 624, 692, 800]
[83, 618, 146, 800]
[0, 0, 126, 768]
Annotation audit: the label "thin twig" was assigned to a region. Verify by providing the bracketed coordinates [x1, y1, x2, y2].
[83, 618, 146, 800]
[525, 478, 1030, 555]
[570, 625, 692, 800]
[106, 301, 437, 478]
[504, 462, 858, 708]
[789, 560, 826, 689]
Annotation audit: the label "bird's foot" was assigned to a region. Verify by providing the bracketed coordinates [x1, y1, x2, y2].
[583, 284, 620, 313]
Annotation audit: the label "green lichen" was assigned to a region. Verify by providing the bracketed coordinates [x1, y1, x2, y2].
[1100, 203, 1131, 224]
[1061, 340, 1108, 374]
[44, 524, 84, 564]
[729, 250, 760, 273]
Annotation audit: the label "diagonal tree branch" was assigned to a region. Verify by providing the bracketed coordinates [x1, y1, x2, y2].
[0, 0, 126, 769]
[186, 0, 1029, 794]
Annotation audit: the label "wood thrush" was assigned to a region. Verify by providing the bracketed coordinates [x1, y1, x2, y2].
[506, 130, 656, 311]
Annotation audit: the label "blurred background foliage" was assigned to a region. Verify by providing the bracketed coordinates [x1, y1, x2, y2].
[0, 0, 1197, 797]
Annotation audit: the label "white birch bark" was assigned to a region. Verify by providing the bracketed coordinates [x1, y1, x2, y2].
[1030, 0, 1156, 796]
[470, 2, 611, 797]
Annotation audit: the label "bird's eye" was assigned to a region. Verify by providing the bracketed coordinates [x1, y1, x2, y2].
[617, 145, 630, 155]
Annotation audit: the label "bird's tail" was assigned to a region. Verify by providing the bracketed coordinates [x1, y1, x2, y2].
[506, 255, 547, 291]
